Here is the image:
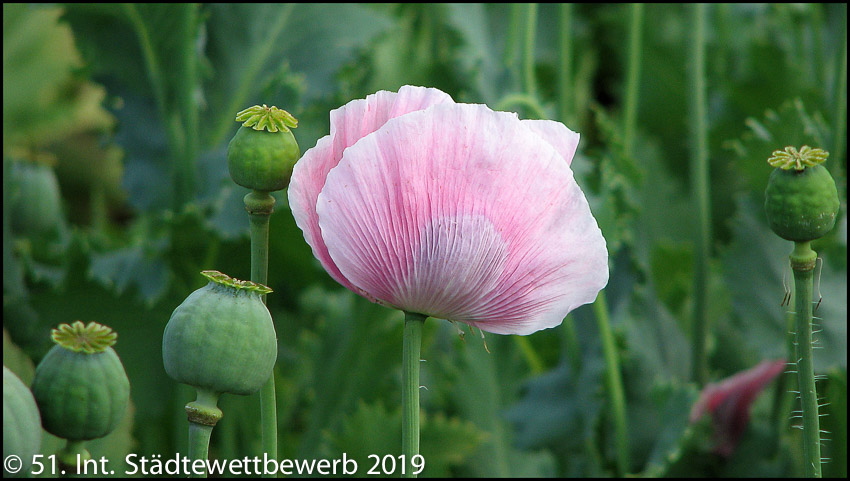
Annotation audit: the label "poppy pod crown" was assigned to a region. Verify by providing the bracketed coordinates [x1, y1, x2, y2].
[289, 85, 608, 335]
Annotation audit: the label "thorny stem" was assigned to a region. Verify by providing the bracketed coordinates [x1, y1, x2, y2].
[402, 311, 426, 478]
[790, 241, 822, 478]
[689, 2, 712, 386]
[244, 190, 278, 477]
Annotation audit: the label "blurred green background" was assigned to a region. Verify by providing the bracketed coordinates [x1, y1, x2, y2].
[3, 3, 846, 477]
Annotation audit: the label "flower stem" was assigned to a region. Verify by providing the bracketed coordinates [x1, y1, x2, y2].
[558, 3, 574, 125]
[522, 3, 538, 98]
[622, 3, 643, 158]
[504, 3, 523, 91]
[790, 241, 822, 478]
[186, 389, 222, 478]
[688, 2, 712, 386]
[593, 290, 629, 476]
[58, 440, 90, 476]
[831, 10, 846, 184]
[244, 190, 278, 476]
[402, 311, 427, 478]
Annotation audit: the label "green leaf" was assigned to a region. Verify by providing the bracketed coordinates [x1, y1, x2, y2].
[326, 401, 486, 478]
[723, 98, 831, 196]
[635, 381, 699, 477]
[3, 4, 112, 149]
[203, 4, 394, 146]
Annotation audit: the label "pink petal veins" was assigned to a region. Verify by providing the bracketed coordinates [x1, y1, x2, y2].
[288, 86, 454, 294]
[316, 102, 608, 335]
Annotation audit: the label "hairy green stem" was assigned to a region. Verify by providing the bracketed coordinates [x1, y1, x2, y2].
[244, 190, 278, 476]
[522, 3, 538, 98]
[688, 3, 712, 386]
[790, 241, 822, 478]
[593, 290, 629, 476]
[623, 3, 644, 158]
[402, 311, 426, 478]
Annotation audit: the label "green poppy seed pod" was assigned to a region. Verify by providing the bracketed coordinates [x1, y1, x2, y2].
[227, 105, 300, 192]
[4, 366, 42, 478]
[162, 270, 277, 396]
[764, 146, 839, 242]
[30, 322, 130, 441]
[9, 158, 66, 238]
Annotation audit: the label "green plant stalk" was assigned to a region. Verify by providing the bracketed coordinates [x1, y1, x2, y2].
[58, 439, 90, 475]
[174, 3, 200, 208]
[514, 335, 544, 375]
[622, 3, 644, 158]
[186, 389, 222, 478]
[188, 423, 214, 478]
[688, 2, 712, 386]
[593, 290, 629, 476]
[560, 314, 582, 372]
[831, 15, 846, 184]
[504, 3, 523, 91]
[495, 93, 547, 120]
[245, 190, 278, 477]
[558, 3, 574, 125]
[402, 311, 426, 478]
[209, 5, 295, 146]
[790, 241, 822, 478]
[522, 3, 538, 98]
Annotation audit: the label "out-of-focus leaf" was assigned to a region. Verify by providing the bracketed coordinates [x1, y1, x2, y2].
[326, 401, 485, 478]
[443, 4, 504, 104]
[723, 98, 831, 196]
[506, 355, 604, 452]
[289, 287, 402, 460]
[445, 332, 558, 478]
[3, 4, 113, 149]
[635, 381, 699, 477]
[88, 243, 169, 304]
[204, 3, 393, 146]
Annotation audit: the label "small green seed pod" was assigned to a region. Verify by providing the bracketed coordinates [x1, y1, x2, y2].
[3, 366, 42, 478]
[162, 270, 277, 396]
[30, 321, 130, 441]
[8, 158, 66, 238]
[764, 146, 839, 242]
[227, 104, 300, 192]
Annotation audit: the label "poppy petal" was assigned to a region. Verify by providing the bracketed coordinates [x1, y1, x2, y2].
[315, 103, 608, 335]
[288, 86, 454, 294]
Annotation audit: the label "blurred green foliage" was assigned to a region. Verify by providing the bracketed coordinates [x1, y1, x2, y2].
[3, 3, 846, 478]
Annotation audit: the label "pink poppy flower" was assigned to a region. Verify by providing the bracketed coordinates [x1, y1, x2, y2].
[288, 85, 608, 335]
[689, 359, 787, 457]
